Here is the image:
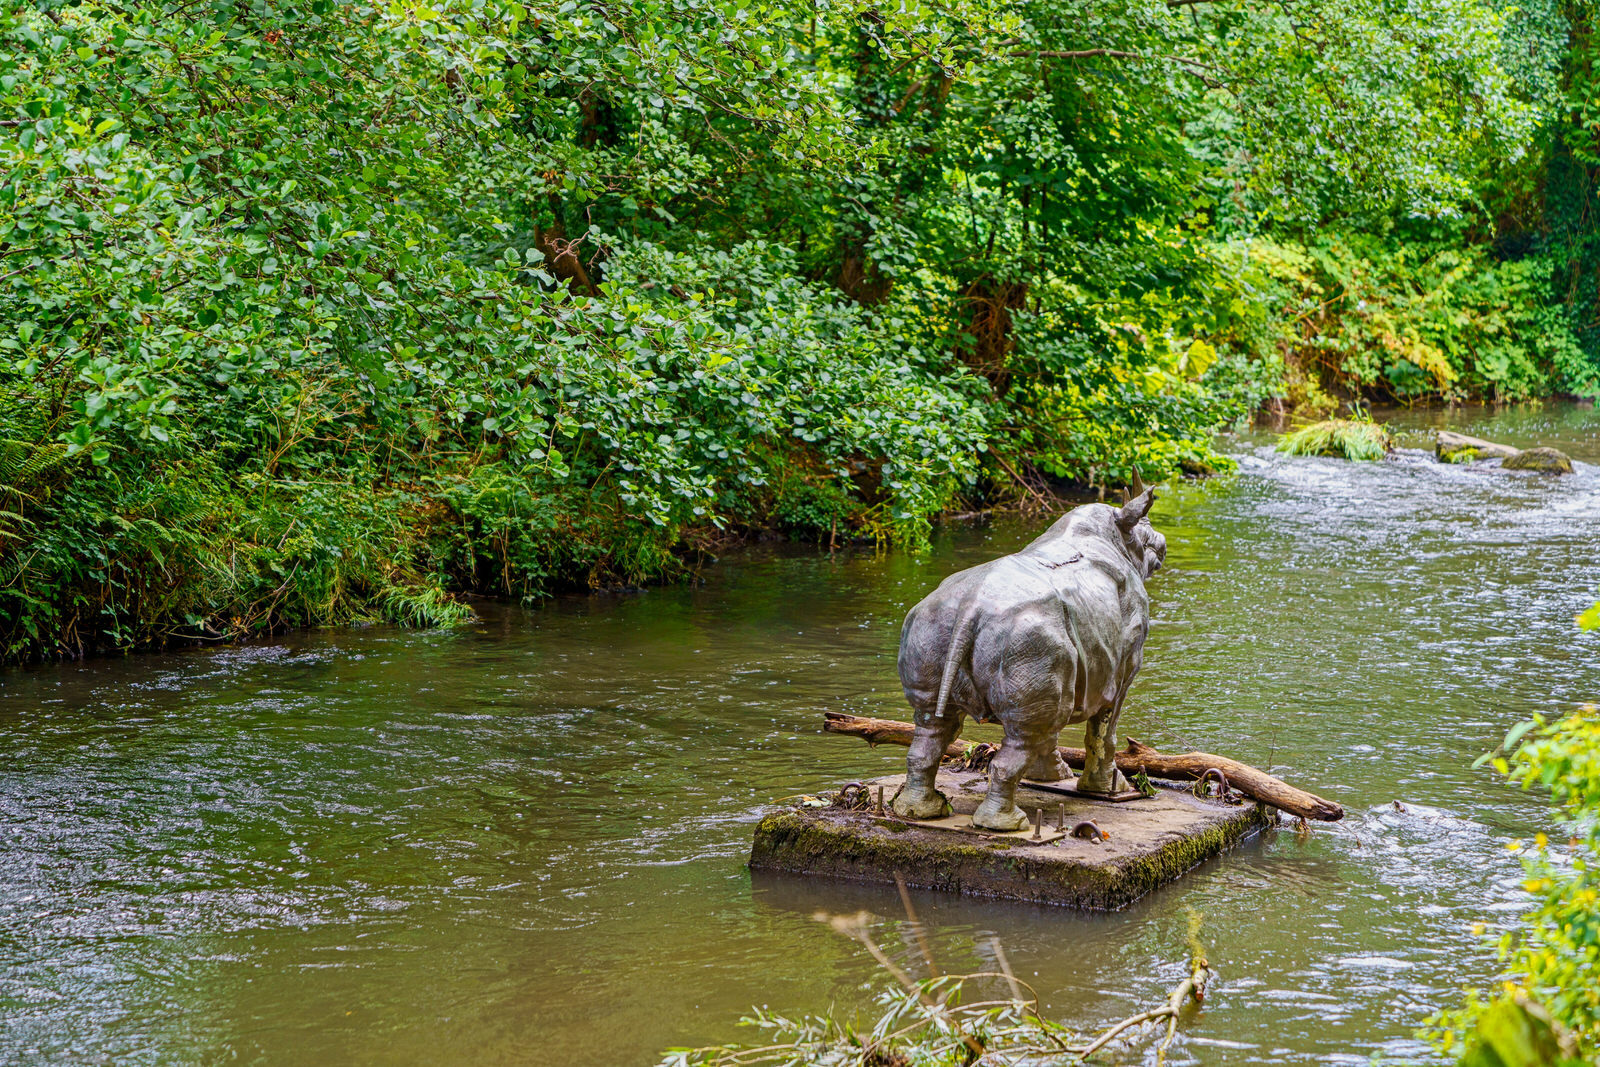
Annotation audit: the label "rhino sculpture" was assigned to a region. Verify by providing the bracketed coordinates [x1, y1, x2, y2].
[891, 489, 1166, 831]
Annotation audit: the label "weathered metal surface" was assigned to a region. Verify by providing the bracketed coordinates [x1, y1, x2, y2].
[893, 492, 1168, 830]
[897, 811, 1069, 844]
[1019, 778, 1155, 803]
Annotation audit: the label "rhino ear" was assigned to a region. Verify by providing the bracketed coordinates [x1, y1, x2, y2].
[1119, 470, 1145, 506]
[1116, 488, 1155, 531]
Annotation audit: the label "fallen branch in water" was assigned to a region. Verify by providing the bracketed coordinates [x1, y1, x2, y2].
[659, 918, 1076, 1065]
[822, 711, 1344, 822]
[1074, 956, 1210, 1063]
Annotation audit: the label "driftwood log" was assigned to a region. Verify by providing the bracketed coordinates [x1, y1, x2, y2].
[823, 711, 1344, 822]
[1436, 431, 1574, 473]
[1436, 430, 1519, 460]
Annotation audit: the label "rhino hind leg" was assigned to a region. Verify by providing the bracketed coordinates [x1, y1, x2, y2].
[1023, 739, 1072, 784]
[890, 712, 960, 820]
[971, 738, 1034, 832]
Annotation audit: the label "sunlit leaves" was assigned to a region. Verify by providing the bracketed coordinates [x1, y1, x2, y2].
[1435, 708, 1600, 1059]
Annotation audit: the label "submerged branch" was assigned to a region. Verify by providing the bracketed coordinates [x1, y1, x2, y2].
[1075, 956, 1212, 1062]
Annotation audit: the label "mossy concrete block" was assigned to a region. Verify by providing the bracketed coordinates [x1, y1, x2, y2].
[749, 769, 1275, 911]
[1502, 447, 1574, 474]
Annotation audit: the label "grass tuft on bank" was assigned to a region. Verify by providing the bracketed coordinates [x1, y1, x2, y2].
[1276, 418, 1396, 462]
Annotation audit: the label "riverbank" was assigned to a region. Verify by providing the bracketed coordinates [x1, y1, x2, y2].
[0, 457, 971, 666]
[12, 0, 1600, 670]
[4, 399, 1592, 668]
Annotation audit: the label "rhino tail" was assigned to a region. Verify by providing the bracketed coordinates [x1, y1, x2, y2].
[931, 608, 977, 721]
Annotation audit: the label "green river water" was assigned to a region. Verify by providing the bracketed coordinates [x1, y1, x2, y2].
[3, 404, 1599, 1065]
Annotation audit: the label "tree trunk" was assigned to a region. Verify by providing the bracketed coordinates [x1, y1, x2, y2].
[822, 712, 1344, 821]
[958, 275, 1027, 395]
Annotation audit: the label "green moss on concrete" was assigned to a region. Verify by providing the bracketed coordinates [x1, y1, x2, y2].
[750, 799, 1274, 911]
[1068, 805, 1272, 905]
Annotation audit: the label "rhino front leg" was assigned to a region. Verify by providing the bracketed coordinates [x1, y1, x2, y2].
[890, 712, 960, 819]
[1077, 707, 1130, 796]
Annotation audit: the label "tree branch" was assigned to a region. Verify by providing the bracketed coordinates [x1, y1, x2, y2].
[1010, 48, 1141, 60]
[1006, 49, 1228, 88]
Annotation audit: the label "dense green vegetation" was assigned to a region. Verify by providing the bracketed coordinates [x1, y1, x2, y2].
[1431, 707, 1600, 1064]
[2, 0, 1599, 661]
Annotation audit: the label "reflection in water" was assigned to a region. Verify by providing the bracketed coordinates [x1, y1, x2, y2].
[1, 403, 1598, 1065]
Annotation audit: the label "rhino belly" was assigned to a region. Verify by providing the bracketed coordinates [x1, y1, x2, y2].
[963, 606, 1072, 724]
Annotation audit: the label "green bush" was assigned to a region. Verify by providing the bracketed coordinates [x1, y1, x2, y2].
[1198, 236, 1600, 409]
[0, 3, 990, 659]
[1429, 706, 1600, 1063]
[1275, 418, 1395, 462]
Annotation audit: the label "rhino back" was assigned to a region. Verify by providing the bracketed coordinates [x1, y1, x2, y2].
[898, 551, 1150, 723]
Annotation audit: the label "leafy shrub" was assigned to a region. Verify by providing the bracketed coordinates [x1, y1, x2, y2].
[1430, 707, 1600, 1063]
[0, 4, 995, 660]
[770, 476, 861, 541]
[1211, 236, 1599, 406]
[1007, 304, 1240, 490]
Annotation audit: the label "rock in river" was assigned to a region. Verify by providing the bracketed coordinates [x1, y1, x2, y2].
[1502, 447, 1574, 475]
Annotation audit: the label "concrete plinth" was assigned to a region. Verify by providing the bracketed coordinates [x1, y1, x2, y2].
[749, 769, 1276, 911]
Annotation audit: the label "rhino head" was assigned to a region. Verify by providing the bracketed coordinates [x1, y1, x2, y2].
[1115, 488, 1166, 579]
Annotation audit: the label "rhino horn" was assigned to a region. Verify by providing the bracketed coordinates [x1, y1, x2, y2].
[1116, 486, 1156, 530]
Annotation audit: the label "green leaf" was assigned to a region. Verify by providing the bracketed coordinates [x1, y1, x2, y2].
[1502, 719, 1539, 753]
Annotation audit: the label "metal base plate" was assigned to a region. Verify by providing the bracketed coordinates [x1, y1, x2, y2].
[902, 812, 1067, 843]
[1021, 779, 1154, 803]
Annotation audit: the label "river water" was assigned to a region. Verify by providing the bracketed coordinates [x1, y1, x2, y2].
[2, 405, 1598, 1065]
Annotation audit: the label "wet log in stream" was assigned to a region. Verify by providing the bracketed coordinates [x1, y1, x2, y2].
[1435, 430, 1520, 460]
[823, 711, 1344, 822]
